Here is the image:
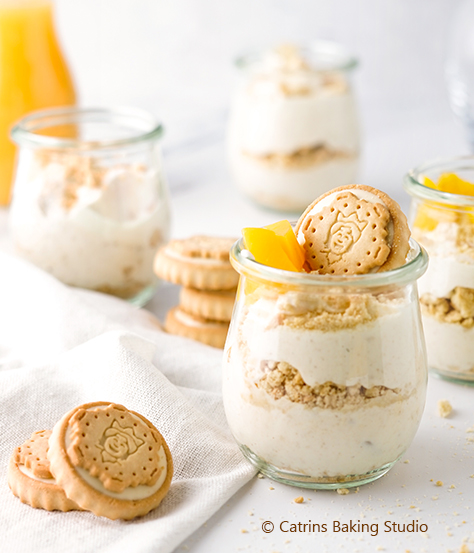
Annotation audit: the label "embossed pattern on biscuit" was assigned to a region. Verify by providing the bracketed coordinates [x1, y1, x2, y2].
[14, 430, 53, 479]
[67, 405, 164, 494]
[302, 192, 391, 275]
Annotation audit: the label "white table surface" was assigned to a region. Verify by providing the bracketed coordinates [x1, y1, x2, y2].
[1, 109, 474, 553]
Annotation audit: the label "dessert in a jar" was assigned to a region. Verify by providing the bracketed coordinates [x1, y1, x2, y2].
[9, 107, 170, 306]
[223, 185, 428, 488]
[404, 158, 474, 383]
[227, 43, 360, 212]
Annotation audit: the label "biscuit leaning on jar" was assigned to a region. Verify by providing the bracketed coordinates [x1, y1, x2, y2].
[222, 184, 427, 489]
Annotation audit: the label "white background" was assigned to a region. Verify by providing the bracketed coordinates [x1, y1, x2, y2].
[3, 1, 474, 552]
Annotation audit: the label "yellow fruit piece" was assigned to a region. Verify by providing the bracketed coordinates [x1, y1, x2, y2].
[437, 173, 474, 196]
[242, 227, 299, 271]
[423, 176, 439, 190]
[413, 204, 439, 232]
[264, 219, 305, 270]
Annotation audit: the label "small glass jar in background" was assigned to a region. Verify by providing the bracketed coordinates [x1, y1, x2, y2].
[223, 236, 428, 489]
[10, 107, 171, 307]
[446, 0, 474, 150]
[404, 157, 474, 383]
[227, 42, 360, 212]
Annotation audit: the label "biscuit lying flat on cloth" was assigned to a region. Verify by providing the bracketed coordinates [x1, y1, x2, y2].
[8, 430, 80, 512]
[179, 287, 236, 322]
[165, 306, 230, 348]
[295, 184, 410, 275]
[47, 402, 173, 520]
[154, 235, 238, 290]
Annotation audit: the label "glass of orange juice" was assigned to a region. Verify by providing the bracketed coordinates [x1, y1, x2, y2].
[0, 0, 76, 205]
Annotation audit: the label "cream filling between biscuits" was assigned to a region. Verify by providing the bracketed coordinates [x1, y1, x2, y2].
[64, 409, 168, 501]
[297, 188, 394, 250]
[18, 464, 57, 485]
[174, 308, 228, 328]
[164, 248, 231, 266]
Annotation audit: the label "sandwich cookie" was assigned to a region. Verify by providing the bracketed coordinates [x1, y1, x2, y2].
[295, 184, 410, 275]
[179, 287, 236, 322]
[8, 430, 81, 512]
[47, 402, 173, 520]
[165, 306, 230, 348]
[154, 235, 238, 290]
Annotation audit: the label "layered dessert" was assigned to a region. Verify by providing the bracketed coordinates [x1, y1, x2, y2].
[223, 186, 427, 486]
[410, 173, 474, 380]
[10, 149, 170, 300]
[227, 44, 360, 211]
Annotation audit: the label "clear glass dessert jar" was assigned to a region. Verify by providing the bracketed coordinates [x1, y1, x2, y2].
[227, 42, 360, 212]
[9, 107, 171, 306]
[223, 238, 428, 489]
[404, 157, 474, 383]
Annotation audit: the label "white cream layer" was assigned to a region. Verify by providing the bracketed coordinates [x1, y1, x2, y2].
[241, 296, 419, 390]
[228, 87, 359, 154]
[422, 316, 474, 374]
[18, 464, 57, 485]
[418, 254, 474, 298]
[228, 149, 358, 212]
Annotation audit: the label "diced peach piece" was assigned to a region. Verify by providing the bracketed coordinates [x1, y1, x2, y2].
[264, 219, 305, 270]
[437, 173, 474, 196]
[413, 204, 438, 232]
[242, 227, 299, 271]
[423, 175, 439, 190]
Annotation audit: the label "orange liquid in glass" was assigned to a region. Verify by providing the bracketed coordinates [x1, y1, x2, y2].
[0, 0, 76, 205]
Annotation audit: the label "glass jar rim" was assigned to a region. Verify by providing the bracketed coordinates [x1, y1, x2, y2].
[235, 40, 358, 73]
[10, 106, 164, 150]
[230, 237, 428, 288]
[403, 155, 474, 207]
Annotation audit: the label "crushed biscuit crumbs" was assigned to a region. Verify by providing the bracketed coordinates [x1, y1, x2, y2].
[436, 481, 444, 487]
[257, 473, 264, 479]
[243, 144, 353, 171]
[241, 529, 248, 534]
[336, 488, 350, 495]
[421, 288, 474, 328]
[268, 487, 274, 490]
[459, 544, 470, 553]
[257, 360, 398, 409]
[294, 496, 304, 504]
[438, 399, 453, 418]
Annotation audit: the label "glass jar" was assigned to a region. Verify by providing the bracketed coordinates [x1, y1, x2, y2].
[404, 157, 474, 383]
[227, 42, 360, 212]
[0, 0, 76, 205]
[10, 107, 171, 307]
[223, 237, 428, 489]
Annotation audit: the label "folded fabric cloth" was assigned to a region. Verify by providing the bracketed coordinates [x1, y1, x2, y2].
[0, 253, 255, 553]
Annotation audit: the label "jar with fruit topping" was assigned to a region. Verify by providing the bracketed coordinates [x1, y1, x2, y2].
[404, 157, 474, 383]
[227, 42, 360, 212]
[9, 107, 170, 306]
[223, 230, 428, 489]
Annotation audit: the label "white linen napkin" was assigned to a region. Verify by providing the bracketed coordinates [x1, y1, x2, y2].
[0, 252, 255, 553]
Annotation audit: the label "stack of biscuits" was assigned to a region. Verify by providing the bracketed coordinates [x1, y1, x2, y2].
[154, 235, 239, 348]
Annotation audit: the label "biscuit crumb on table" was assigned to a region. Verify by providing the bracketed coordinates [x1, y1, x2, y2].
[336, 488, 350, 495]
[294, 496, 304, 503]
[438, 399, 453, 418]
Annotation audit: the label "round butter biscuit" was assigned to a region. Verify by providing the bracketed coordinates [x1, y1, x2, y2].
[295, 184, 410, 275]
[8, 430, 81, 512]
[47, 402, 173, 520]
[179, 287, 236, 322]
[165, 306, 230, 348]
[154, 235, 239, 290]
